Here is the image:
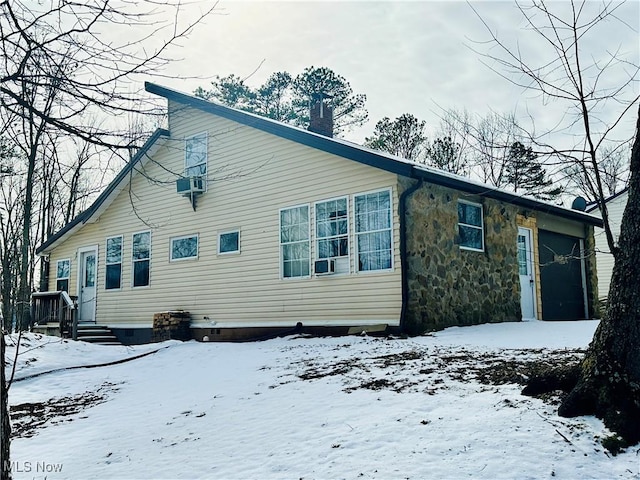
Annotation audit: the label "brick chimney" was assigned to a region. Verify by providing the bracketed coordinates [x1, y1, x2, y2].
[308, 94, 334, 138]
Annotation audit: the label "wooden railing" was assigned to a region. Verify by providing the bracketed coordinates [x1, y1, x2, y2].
[31, 291, 78, 339]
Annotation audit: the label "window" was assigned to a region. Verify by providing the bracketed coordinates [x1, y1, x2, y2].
[56, 259, 70, 291]
[458, 201, 484, 251]
[132, 231, 151, 287]
[105, 236, 123, 289]
[517, 234, 528, 275]
[171, 235, 198, 261]
[280, 205, 310, 278]
[218, 230, 240, 255]
[354, 190, 392, 271]
[185, 132, 207, 178]
[316, 197, 349, 273]
[316, 198, 348, 259]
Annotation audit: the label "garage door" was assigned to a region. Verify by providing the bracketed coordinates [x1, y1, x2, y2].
[538, 230, 586, 320]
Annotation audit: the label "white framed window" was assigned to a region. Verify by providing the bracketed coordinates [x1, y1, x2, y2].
[132, 231, 151, 287]
[218, 230, 240, 255]
[185, 132, 208, 178]
[56, 259, 71, 291]
[315, 197, 349, 274]
[458, 200, 484, 251]
[170, 234, 199, 261]
[280, 205, 310, 279]
[354, 189, 393, 272]
[105, 236, 123, 290]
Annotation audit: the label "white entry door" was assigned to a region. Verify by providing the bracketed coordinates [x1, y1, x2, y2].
[517, 227, 536, 321]
[78, 247, 97, 322]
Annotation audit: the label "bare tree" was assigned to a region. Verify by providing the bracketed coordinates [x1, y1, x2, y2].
[430, 108, 472, 176]
[471, 0, 640, 448]
[0, 2, 217, 477]
[564, 143, 631, 201]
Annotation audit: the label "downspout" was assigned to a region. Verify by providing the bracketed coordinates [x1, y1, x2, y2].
[39, 254, 50, 292]
[399, 176, 423, 334]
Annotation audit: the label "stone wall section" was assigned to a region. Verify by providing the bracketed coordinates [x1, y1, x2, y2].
[401, 178, 521, 333]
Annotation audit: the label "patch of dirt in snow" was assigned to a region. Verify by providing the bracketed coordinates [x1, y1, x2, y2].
[10, 381, 122, 438]
[288, 337, 585, 405]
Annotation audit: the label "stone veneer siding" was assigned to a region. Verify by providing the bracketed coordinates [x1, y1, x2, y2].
[401, 179, 522, 333]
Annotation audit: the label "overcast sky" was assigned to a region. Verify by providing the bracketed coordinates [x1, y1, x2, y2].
[156, 1, 639, 146]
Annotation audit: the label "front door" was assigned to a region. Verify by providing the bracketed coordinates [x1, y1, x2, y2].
[78, 247, 97, 322]
[517, 227, 536, 321]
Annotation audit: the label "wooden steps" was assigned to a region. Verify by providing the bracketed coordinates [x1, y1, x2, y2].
[76, 325, 121, 346]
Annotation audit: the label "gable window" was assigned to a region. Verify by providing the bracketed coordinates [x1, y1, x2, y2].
[171, 234, 198, 261]
[280, 205, 310, 278]
[458, 201, 484, 251]
[132, 231, 151, 287]
[185, 132, 207, 178]
[354, 190, 392, 271]
[105, 236, 123, 289]
[316, 197, 349, 273]
[218, 230, 240, 255]
[56, 259, 70, 291]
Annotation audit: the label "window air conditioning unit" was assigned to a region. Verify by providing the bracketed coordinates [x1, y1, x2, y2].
[176, 176, 205, 195]
[314, 259, 335, 275]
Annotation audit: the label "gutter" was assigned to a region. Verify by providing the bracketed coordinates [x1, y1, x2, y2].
[398, 177, 423, 333]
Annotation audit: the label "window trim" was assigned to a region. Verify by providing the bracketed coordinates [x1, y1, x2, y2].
[170, 234, 199, 262]
[458, 200, 485, 252]
[184, 132, 208, 187]
[131, 230, 151, 288]
[218, 229, 241, 255]
[314, 196, 350, 275]
[353, 187, 394, 274]
[279, 203, 311, 280]
[105, 235, 123, 290]
[56, 258, 71, 291]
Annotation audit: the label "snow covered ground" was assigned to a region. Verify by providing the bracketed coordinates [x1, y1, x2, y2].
[5, 320, 640, 479]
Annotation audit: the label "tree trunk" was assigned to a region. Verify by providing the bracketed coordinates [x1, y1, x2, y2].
[558, 105, 640, 446]
[1, 333, 11, 480]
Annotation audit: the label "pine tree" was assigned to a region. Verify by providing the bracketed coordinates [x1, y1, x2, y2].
[425, 136, 469, 175]
[505, 142, 562, 200]
[364, 113, 427, 160]
[195, 67, 368, 136]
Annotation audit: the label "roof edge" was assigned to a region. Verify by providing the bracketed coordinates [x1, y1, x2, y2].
[36, 128, 170, 255]
[145, 82, 413, 177]
[585, 187, 629, 213]
[147, 82, 602, 228]
[412, 167, 604, 227]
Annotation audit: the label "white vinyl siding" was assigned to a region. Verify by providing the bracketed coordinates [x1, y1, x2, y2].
[354, 189, 393, 272]
[592, 191, 627, 299]
[105, 236, 123, 289]
[458, 200, 484, 251]
[170, 234, 198, 261]
[44, 102, 402, 328]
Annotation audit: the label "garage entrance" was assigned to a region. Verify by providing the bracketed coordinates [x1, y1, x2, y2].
[538, 230, 587, 320]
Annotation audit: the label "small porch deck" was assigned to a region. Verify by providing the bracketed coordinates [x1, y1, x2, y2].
[30, 291, 120, 345]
